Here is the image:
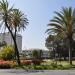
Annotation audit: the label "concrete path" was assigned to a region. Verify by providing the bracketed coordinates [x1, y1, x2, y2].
[0, 69, 75, 75]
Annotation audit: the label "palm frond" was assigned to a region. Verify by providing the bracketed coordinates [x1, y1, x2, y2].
[48, 23, 62, 29]
[54, 11, 64, 20]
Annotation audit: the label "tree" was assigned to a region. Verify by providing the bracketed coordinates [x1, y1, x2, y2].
[46, 7, 75, 65]
[45, 34, 62, 60]
[32, 50, 39, 59]
[0, 0, 28, 65]
[0, 45, 15, 60]
[38, 50, 43, 59]
[8, 9, 28, 64]
[32, 49, 43, 59]
[45, 35, 55, 59]
[45, 35, 54, 50]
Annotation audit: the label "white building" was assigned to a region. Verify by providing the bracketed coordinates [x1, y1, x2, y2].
[0, 32, 22, 53]
[22, 49, 50, 59]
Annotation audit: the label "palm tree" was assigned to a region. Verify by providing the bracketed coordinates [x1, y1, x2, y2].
[8, 9, 28, 64]
[0, 0, 28, 65]
[46, 7, 75, 65]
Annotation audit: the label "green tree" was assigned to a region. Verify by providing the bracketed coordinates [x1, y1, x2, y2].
[0, 45, 15, 60]
[32, 50, 39, 59]
[38, 50, 43, 59]
[46, 7, 75, 65]
[45, 35, 55, 50]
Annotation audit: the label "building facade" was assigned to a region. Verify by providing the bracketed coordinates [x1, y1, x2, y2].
[22, 49, 50, 59]
[0, 32, 22, 53]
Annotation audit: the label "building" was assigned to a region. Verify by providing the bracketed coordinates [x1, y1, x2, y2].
[0, 32, 22, 53]
[22, 49, 50, 59]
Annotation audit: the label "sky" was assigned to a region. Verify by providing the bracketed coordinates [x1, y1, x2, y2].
[7, 0, 75, 50]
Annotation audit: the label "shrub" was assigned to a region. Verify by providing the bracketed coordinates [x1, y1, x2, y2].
[63, 64, 72, 69]
[33, 65, 44, 70]
[0, 45, 15, 60]
[50, 62, 57, 68]
[32, 59, 42, 65]
[0, 64, 11, 69]
[56, 65, 64, 70]
[21, 60, 32, 65]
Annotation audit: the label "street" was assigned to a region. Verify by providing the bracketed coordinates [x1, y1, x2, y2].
[0, 70, 75, 75]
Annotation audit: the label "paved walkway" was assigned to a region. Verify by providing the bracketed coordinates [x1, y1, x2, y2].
[0, 69, 75, 75]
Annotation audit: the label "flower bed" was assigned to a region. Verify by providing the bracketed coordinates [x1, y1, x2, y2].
[0, 59, 43, 69]
[21, 59, 42, 65]
[32, 59, 42, 65]
[0, 60, 10, 69]
[0, 60, 16, 69]
[21, 60, 32, 65]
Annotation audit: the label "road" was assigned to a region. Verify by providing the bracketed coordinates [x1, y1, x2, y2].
[0, 69, 75, 75]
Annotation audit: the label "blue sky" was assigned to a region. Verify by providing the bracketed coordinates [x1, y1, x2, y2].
[8, 0, 75, 50]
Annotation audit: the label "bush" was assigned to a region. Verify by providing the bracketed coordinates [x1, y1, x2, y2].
[50, 62, 57, 68]
[56, 65, 64, 70]
[0, 64, 11, 69]
[0, 45, 15, 60]
[21, 60, 32, 65]
[33, 65, 44, 70]
[63, 64, 72, 69]
[32, 59, 42, 65]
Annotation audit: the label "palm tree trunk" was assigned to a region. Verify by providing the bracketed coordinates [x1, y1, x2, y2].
[68, 38, 72, 65]
[14, 27, 21, 65]
[13, 36, 21, 65]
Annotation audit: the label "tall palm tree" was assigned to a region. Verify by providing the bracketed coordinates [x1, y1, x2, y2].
[8, 9, 28, 64]
[46, 7, 75, 65]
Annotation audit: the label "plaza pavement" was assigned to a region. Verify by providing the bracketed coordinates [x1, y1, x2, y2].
[0, 69, 75, 75]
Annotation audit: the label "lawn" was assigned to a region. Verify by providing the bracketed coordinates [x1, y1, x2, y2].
[42, 59, 75, 66]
